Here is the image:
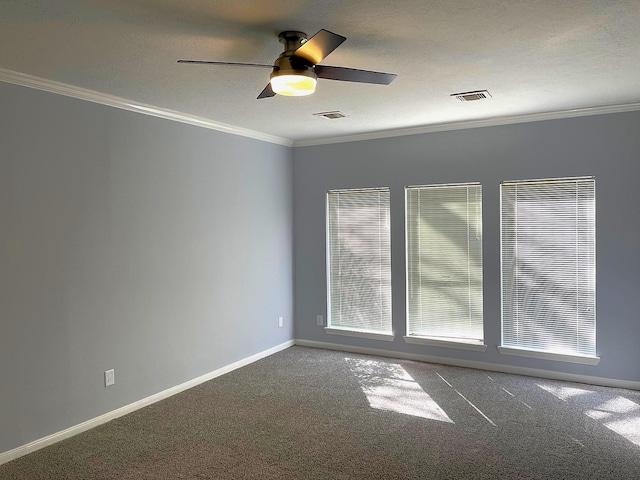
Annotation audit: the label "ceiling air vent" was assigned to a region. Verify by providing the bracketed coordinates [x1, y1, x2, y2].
[451, 90, 492, 101]
[313, 111, 347, 119]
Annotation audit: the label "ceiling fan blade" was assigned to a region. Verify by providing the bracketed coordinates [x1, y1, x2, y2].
[177, 60, 274, 68]
[257, 83, 276, 99]
[314, 65, 397, 85]
[291, 29, 346, 66]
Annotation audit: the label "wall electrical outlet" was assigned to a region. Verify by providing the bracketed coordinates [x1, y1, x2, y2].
[278, 316, 284, 328]
[105, 369, 115, 387]
[317, 315, 324, 326]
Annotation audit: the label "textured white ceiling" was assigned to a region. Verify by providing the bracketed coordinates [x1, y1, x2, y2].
[1, 0, 639, 143]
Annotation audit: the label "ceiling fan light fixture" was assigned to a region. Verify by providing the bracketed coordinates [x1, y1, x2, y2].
[178, 29, 397, 100]
[270, 71, 317, 96]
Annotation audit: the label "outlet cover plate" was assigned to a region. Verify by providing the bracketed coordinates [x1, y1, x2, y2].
[105, 369, 115, 387]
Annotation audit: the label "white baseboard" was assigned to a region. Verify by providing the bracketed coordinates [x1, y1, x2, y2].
[3, 337, 636, 466]
[0, 340, 295, 466]
[294, 339, 640, 391]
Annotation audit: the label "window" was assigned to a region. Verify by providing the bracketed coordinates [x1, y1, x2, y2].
[405, 183, 484, 350]
[499, 177, 598, 364]
[326, 187, 393, 340]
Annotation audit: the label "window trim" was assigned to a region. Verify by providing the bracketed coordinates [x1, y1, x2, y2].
[497, 346, 600, 365]
[404, 182, 484, 346]
[325, 187, 394, 339]
[404, 335, 487, 351]
[326, 327, 395, 342]
[499, 176, 597, 362]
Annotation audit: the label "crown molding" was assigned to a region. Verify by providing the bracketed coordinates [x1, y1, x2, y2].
[292, 101, 640, 147]
[0, 68, 293, 147]
[3, 67, 639, 150]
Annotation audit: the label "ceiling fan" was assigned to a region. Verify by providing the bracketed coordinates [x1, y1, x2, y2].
[178, 29, 397, 99]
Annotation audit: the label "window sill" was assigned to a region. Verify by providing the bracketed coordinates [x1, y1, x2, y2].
[404, 335, 487, 351]
[497, 346, 600, 365]
[325, 327, 395, 342]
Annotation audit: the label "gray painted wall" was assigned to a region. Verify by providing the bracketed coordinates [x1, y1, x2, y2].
[293, 111, 640, 384]
[0, 82, 293, 453]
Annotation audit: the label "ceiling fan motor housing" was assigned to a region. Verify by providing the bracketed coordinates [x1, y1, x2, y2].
[278, 31, 308, 55]
[272, 31, 316, 78]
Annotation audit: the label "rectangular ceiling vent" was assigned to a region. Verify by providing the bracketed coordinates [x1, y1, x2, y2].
[451, 90, 492, 102]
[313, 111, 347, 119]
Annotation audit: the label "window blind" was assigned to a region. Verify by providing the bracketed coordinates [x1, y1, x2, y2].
[405, 183, 484, 342]
[327, 188, 392, 334]
[501, 177, 596, 357]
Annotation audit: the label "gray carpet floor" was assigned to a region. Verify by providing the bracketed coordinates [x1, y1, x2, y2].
[2, 346, 640, 479]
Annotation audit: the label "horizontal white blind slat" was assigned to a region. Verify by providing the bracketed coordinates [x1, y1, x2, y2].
[406, 183, 484, 341]
[501, 177, 595, 357]
[327, 188, 392, 334]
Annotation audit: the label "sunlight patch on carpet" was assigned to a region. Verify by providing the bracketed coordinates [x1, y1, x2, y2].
[437, 372, 496, 426]
[539, 383, 640, 447]
[346, 358, 453, 423]
[537, 384, 593, 401]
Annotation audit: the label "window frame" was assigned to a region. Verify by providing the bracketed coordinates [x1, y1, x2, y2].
[403, 182, 486, 351]
[325, 187, 394, 341]
[498, 176, 599, 365]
